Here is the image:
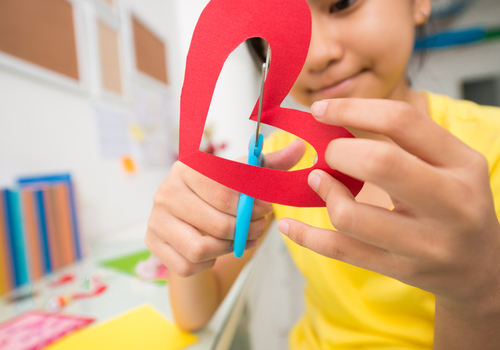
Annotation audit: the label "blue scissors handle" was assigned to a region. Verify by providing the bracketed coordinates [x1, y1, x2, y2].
[234, 134, 264, 258]
[233, 52, 269, 258]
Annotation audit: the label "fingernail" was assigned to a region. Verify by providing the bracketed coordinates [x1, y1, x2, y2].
[308, 173, 321, 192]
[311, 101, 328, 118]
[277, 220, 289, 236]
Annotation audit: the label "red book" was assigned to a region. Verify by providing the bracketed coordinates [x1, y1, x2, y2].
[50, 184, 75, 267]
[21, 188, 44, 281]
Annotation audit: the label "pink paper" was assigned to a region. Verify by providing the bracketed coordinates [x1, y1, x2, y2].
[0, 312, 94, 350]
[179, 0, 364, 207]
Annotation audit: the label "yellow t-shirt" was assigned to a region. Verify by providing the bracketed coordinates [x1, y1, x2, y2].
[263, 92, 500, 349]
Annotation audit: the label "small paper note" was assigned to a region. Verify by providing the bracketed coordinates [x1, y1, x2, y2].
[93, 104, 132, 159]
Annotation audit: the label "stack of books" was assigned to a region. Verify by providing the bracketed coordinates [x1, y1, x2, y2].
[0, 174, 82, 296]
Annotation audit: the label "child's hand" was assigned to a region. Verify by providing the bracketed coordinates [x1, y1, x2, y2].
[145, 139, 305, 278]
[278, 99, 500, 318]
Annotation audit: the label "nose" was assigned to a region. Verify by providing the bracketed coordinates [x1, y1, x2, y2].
[306, 16, 344, 73]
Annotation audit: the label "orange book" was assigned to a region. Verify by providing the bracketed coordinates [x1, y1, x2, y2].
[21, 189, 44, 281]
[51, 184, 75, 267]
[0, 192, 13, 296]
[43, 187, 61, 271]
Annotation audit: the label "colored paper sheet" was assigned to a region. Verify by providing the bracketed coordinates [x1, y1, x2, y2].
[0, 190, 13, 296]
[179, 0, 364, 207]
[47, 305, 198, 350]
[131, 85, 177, 169]
[100, 250, 166, 284]
[0, 311, 94, 350]
[21, 188, 44, 282]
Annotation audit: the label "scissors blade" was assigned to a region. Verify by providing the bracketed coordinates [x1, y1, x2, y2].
[255, 47, 271, 144]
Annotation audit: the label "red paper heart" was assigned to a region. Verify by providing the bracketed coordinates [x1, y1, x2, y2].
[179, 0, 364, 207]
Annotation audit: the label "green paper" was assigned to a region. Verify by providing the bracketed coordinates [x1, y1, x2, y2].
[100, 250, 166, 285]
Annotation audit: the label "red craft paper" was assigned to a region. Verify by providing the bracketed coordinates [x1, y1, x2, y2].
[179, 0, 364, 207]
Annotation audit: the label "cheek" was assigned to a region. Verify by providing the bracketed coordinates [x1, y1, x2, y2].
[377, 36, 414, 88]
[359, 9, 416, 76]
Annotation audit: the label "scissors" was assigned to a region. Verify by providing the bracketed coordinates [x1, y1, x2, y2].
[233, 49, 270, 258]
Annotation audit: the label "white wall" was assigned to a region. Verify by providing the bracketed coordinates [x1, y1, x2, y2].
[173, 0, 261, 161]
[0, 0, 263, 245]
[0, 0, 182, 244]
[410, 0, 500, 99]
[411, 40, 500, 100]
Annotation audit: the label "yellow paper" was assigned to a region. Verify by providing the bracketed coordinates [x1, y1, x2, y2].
[48, 305, 198, 350]
[129, 123, 145, 142]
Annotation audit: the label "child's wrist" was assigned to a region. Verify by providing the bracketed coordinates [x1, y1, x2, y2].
[435, 275, 500, 324]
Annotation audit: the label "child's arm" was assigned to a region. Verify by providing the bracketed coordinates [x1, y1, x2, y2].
[279, 98, 500, 348]
[145, 140, 305, 331]
[168, 249, 256, 330]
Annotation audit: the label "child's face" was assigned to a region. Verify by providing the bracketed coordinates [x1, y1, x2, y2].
[289, 0, 430, 107]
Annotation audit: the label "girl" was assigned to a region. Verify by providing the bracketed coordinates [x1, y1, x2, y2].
[145, 0, 500, 348]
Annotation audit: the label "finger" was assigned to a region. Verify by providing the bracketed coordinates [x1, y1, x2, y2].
[325, 138, 455, 213]
[145, 230, 215, 277]
[179, 163, 240, 215]
[277, 218, 396, 276]
[252, 200, 274, 220]
[308, 169, 430, 256]
[151, 213, 235, 263]
[169, 185, 267, 241]
[181, 163, 271, 220]
[311, 98, 474, 167]
[164, 169, 267, 240]
[262, 138, 306, 170]
[160, 174, 235, 240]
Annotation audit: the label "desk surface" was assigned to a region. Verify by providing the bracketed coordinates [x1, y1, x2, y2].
[0, 238, 255, 350]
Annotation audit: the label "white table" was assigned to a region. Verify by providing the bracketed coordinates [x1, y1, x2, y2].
[0, 237, 258, 350]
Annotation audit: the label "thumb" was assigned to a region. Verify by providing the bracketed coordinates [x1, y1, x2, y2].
[262, 138, 306, 171]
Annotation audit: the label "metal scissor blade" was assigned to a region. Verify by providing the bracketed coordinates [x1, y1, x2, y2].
[255, 46, 271, 144]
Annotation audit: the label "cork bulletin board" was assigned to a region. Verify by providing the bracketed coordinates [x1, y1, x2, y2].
[132, 16, 168, 85]
[98, 20, 122, 94]
[0, 0, 79, 80]
[101, 0, 114, 7]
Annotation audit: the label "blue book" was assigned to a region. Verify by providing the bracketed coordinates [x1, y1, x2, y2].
[34, 189, 52, 274]
[4, 189, 29, 287]
[17, 173, 82, 261]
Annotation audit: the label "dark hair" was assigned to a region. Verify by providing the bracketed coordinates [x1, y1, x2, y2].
[414, 23, 430, 68]
[246, 37, 267, 68]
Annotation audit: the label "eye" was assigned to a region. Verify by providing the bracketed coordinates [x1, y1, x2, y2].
[329, 0, 357, 13]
